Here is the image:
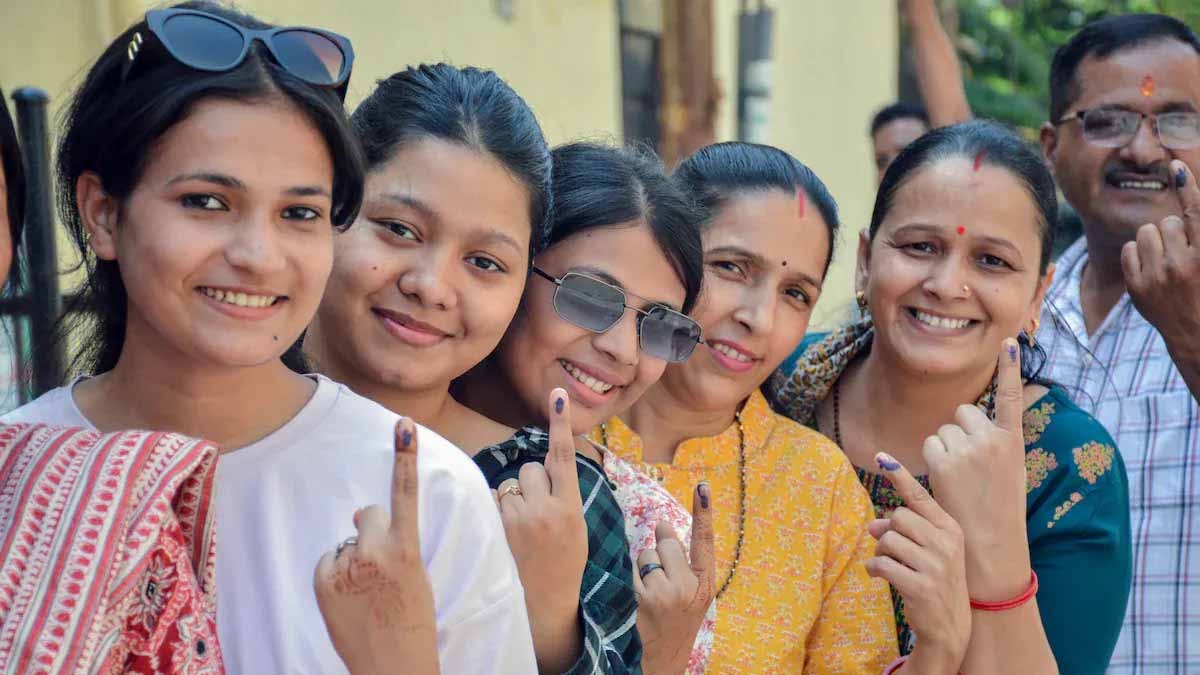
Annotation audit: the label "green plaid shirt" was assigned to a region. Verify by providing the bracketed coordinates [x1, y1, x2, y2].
[475, 428, 642, 675]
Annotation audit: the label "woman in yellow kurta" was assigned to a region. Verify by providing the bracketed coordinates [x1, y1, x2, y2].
[592, 142, 899, 673]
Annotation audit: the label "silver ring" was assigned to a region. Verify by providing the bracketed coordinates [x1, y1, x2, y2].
[335, 536, 358, 558]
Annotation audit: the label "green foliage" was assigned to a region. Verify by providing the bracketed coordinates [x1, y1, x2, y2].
[954, 0, 1200, 135]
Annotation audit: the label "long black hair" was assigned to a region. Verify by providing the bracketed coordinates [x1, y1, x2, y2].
[546, 141, 703, 313]
[674, 141, 840, 277]
[0, 88, 24, 255]
[869, 119, 1057, 382]
[54, 0, 364, 377]
[351, 63, 551, 255]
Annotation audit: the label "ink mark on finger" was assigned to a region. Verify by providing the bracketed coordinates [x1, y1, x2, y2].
[555, 396, 564, 415]
[1177, 166, 1188, 189]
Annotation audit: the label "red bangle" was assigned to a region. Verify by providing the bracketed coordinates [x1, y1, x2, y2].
[970, 570, 1038, 611]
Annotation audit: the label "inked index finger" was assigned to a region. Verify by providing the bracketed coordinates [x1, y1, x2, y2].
[994, 338, 1024, 434]
[874, 452, 952, 529]
[390, 417, 420, 540]
[544, 388, 582, 505]
[1172, 160, 1200, 243]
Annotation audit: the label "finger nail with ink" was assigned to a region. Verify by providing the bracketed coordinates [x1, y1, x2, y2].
[400, 421, 413, 448]
[698, 482, 710, 509]
[1177, 166, 1188, 189]
[876, 453, 902, 472]
[555, 396, 564, 415]
[1007, 339, 1018, 363]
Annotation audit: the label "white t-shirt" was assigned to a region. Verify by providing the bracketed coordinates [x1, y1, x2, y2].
[4, 375, 537, 674]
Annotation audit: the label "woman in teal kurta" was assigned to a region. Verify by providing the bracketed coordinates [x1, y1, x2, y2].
[771, 321, 1131, 675]
[768, 120, 1131, 675]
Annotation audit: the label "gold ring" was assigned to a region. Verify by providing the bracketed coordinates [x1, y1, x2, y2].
[498, 483, 523, 500]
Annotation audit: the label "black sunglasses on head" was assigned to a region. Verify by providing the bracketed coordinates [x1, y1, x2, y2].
[121, 8, 354, 101]
[532, 267, 702, 363]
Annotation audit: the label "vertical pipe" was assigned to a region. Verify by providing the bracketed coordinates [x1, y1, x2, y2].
[12, 88, 63, 396]
[736, 4, 774, 142]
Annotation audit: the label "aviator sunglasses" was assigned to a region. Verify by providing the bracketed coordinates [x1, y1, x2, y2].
[121, 8, 355, 100]
[532, 267, 702, 363]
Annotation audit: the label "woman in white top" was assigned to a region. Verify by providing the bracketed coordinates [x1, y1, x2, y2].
[3, 3, 536, 673]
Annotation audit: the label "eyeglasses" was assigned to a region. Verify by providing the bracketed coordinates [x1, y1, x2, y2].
[532, 267, 702, 363]
[1057, 108, 1200, 150]
[121, 8, 354, 101]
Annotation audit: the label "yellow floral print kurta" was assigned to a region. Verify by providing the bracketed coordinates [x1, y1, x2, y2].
[594, 391, 897, 674]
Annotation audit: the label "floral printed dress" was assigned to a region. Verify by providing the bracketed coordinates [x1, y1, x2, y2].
[770, 321, 1133, 675]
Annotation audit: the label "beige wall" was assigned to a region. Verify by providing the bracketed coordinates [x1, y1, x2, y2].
[713, 1, 898, 328]
[0, 0, 894, 328]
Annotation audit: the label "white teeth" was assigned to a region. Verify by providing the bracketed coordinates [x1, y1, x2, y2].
[710, 342, 751, 362]
[200, 287, 278, 308]
[559, 360, 614, 394]
[914, 310, 971, 330]
[1118, 180, 1165, 191]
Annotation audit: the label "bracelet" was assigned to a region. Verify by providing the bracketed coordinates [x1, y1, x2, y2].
[969, 570, 1038, 611]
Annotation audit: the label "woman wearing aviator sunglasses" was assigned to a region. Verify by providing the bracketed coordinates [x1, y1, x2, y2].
[592, 142, 899, 673]
[3, 4, 535, 674]
[454, 141, 717, 674]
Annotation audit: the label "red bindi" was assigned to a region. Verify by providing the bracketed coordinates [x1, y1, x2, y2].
[1141, 74, 1155, 98]
[956, 226, 966, 236]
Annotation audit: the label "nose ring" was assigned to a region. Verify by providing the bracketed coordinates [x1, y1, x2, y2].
[962, 284, 972, 297]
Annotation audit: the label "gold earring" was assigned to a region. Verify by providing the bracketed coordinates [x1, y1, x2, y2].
[856, 290, 868, 310]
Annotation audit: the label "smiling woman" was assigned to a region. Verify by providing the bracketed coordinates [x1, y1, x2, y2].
[1, 4, 534, 674]
[594, 141, 898, 673]
[771, 120, 1132, 674]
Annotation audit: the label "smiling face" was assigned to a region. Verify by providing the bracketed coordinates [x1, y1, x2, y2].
[308, 138, 532, 392]
[657, 189, 829, 411]
[1043, 39, 1200, 249]
[494, 222, 687, 433]
[84, 97, 335, 369]
[860, 156, 1052, 380]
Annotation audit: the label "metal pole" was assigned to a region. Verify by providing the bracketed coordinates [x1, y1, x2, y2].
[736, 4, 774, 142]
[12, 88, 63, 396]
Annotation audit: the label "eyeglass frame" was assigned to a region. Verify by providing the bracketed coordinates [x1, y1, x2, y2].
[1055, 107, 1200, 150]
[121, 8, 356, 100]
[530, 266, 702, 362]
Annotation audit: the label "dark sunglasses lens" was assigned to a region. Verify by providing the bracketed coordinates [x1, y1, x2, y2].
[273, 30, 345, 85]
[160, 13, 245, 70]
[554, 275, 625, 332]
[641, 307, 701, 362]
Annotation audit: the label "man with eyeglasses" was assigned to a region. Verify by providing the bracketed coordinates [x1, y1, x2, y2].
[1038, 13, 1200, 674]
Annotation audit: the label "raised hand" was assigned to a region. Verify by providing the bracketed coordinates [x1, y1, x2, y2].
[923, 338, 1031, 601]
[633, 484, 717, 675]
[1122, 159, 1200, 361]
[866, 453, 970, 673]
[313, 417, 439, 675]
[494, 388, 588, 673]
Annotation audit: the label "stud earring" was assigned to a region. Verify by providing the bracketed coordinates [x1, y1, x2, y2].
[855, 290, 868, 310]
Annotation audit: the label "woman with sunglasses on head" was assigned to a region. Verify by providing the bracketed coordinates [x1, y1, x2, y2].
[589, 142, 899, 673]
[771, 120, 1131, 674]
[1, 4, 535, 674]
[454, 141, 716, 674]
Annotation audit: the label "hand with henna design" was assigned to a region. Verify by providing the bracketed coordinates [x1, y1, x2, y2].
[314, 417, 439, 675]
